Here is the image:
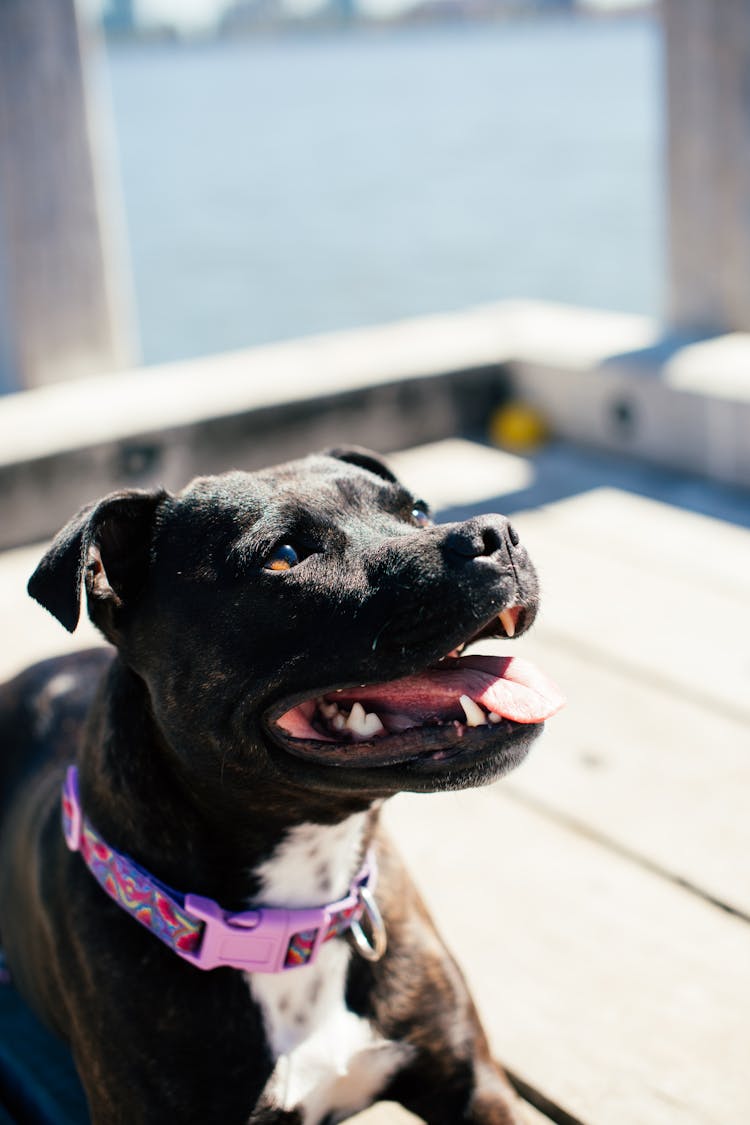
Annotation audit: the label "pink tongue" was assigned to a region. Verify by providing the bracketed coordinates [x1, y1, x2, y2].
[329, 655, 565, 724]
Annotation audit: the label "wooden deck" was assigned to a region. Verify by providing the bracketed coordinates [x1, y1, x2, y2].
[1, 438, 748, 1125]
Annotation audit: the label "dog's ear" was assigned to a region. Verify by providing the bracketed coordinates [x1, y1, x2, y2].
[28, 489, 168, 635]
[327, 446, 399, 485]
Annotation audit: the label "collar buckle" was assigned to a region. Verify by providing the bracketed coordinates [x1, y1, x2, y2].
[181, 897, 332, 973]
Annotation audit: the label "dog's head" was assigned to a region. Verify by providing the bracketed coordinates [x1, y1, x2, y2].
[28, 449, 563, 797]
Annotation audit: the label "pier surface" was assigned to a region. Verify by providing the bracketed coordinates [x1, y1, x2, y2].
[1, 437, 748, 1125]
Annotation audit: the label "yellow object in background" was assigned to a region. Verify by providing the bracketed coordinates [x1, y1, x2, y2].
[489, 402, 549, 452]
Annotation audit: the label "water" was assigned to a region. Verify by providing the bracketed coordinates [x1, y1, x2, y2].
[106, 17, 664, 366]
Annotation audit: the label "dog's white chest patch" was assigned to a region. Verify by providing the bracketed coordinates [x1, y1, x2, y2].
[246, 816, 409, 1125]
[252, 814, 369, 912]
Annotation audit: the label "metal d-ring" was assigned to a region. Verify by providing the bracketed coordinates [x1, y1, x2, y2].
[348, 885, 388, 962]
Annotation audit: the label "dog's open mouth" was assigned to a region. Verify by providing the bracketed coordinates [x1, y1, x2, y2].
[266, 609, 565, 773]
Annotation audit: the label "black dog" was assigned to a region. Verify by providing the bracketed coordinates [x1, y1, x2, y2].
[0, 448, 563, 1124]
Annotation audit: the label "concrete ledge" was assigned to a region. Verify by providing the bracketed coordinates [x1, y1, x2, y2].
[1, 300, 749, 550]
[505, 302, 750, 489]
[0, 307, 514, 549]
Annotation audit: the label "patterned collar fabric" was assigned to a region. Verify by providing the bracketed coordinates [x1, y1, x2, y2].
[61, 767, 376, 973]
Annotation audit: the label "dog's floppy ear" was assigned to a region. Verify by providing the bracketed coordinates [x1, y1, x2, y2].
[327, 446, 399, 485]
[28, 488, 168, 634]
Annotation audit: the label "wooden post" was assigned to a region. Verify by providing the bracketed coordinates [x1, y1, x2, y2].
[664, 0, 750, 333]
[0, 0, 134, 390]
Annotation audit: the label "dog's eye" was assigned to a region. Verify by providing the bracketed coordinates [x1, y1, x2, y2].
[411, 507, 432, 528]
[263, 544, 300, 572]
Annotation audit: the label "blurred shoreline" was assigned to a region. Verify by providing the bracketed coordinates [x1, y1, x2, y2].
[100, 3, 654, 46]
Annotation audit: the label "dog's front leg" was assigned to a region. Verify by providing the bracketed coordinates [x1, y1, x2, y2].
[376, 1032, 525, 1125]
[348, 841, 526, 1125]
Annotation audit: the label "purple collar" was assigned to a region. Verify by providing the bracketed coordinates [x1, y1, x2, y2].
[62, 766, 384, 973]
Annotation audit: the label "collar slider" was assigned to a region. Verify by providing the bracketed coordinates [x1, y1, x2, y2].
[62, 767, 83, 852]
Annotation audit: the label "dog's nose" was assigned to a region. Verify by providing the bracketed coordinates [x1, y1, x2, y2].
[443, 517, 520, 563]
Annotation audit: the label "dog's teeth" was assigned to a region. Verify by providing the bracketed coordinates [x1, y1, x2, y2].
[345, 702, 385, 739]
[362, 712, 385, 737]
[319, 701, 339, 720]
[499, 609, 517, 638]
[332, 714, 347, 731]
[346, 702, 366, 730]
[459, 695, 487, 727]
[488, 711, 502, 724]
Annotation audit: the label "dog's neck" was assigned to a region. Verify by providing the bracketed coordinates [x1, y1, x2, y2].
[77, 658, 377, 911]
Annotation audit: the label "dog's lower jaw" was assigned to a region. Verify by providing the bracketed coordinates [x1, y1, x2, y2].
[263, 718, 544, 800]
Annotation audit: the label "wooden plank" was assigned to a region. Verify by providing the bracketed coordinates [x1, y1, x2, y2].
[502, 637, 750, 919]
[522, 486, 750, 598]
[0, 0, 132, 387]
[512, 504, 750, 723]
[384, 788, 750, 1125]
